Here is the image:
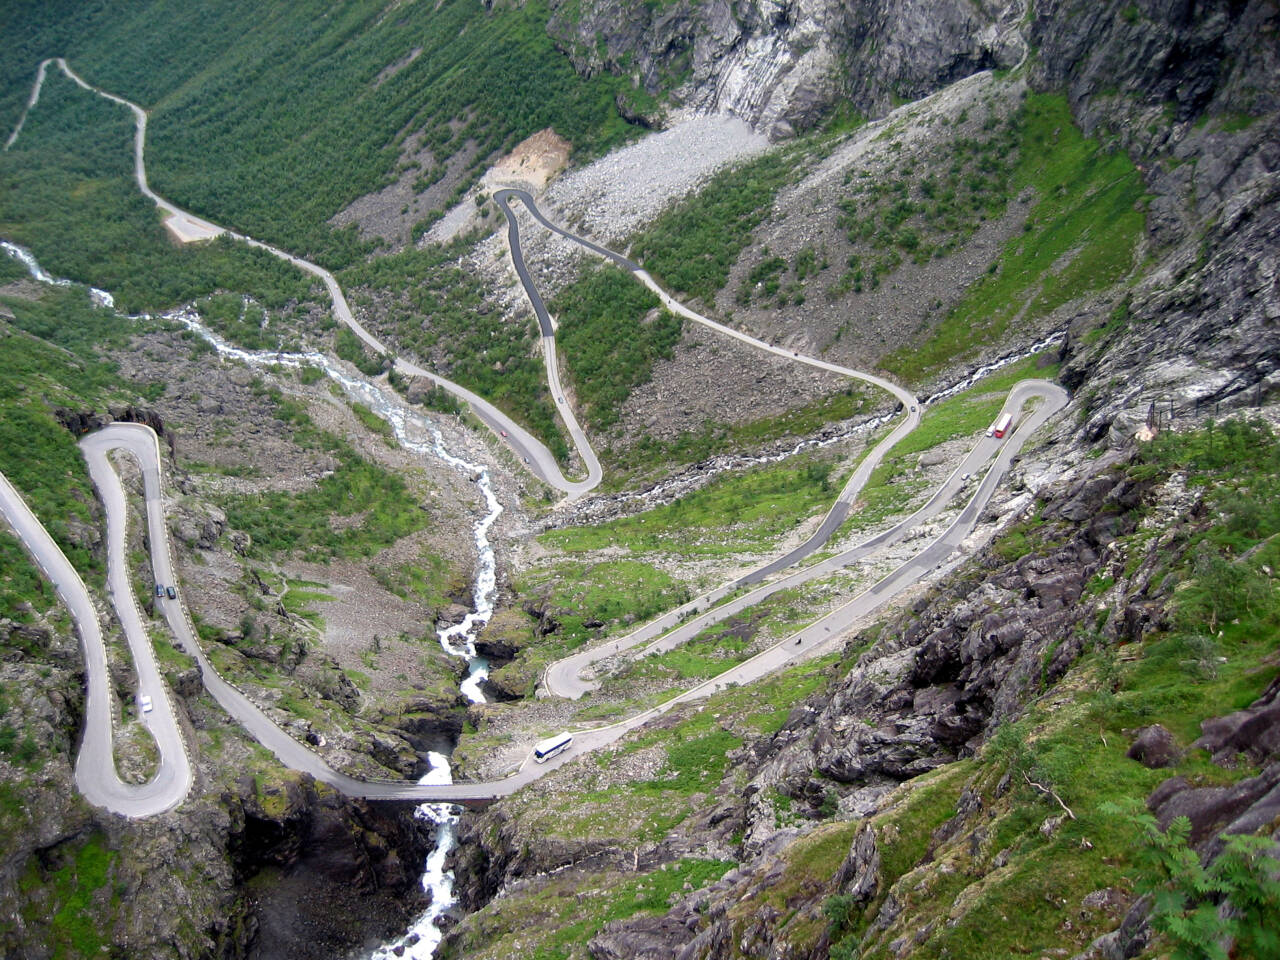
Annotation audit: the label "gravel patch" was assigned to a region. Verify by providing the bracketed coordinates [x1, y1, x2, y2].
[433, 113, 769, 247]
[543, 113, 769, 244]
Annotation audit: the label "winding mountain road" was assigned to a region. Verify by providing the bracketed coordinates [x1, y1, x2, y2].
[0, 464, 192, 817]
[544, 380, 1065, 699]
[8, 58, 598, 501]
[0, 383, 1060, 809]
[2, 57, 1070, 812]
[495, 186, 920, 575]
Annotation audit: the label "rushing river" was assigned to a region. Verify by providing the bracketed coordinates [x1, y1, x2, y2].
[2, 242, 488, 958]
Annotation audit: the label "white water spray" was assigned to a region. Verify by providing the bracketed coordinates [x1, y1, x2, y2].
[2, 240, 114, 308]
[368, 751, 462, 960]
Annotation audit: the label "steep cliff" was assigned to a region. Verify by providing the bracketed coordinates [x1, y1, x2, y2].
[547, 0, 1026, 137]
[0, 607, 434, 960]
[1031, 0, 1280, 244]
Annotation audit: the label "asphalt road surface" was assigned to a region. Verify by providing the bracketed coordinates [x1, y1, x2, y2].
[0, 463, 192, 817]
[4, 59, 1069, 809]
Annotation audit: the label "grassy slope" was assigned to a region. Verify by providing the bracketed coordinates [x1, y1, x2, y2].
[218, 388, 430, 563]
[882, 93, 1147, 383]
[630, 143, 815, 305]
[543, 452, 844, 558]
[2, 0, 648, 269]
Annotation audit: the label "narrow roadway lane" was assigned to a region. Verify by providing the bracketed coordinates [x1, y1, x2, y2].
[545, 381, 1066, 698]
[0, 467, 192, 817]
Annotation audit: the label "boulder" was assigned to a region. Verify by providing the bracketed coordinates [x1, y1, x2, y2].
[1126, 724, 1181, 768]
[1193, 675, 1280, 764]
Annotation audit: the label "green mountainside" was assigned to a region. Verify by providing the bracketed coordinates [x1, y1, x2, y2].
[0, 0, 1276, 958]
[2, 0, 647, 267]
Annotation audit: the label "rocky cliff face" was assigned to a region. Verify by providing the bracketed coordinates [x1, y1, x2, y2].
[1030, 0, 1280, 244]
[546, 0, 1026, 137]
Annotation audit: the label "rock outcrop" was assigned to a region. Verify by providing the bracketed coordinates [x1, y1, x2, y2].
[0, 613, 433, 959]
[547, 0, 1025, 138]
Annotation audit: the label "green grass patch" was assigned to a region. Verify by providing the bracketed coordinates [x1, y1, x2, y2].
[608, 383, 874, 480]
[616, 586, 816, 685]
[882, 93, 1146, 384]
[351, 401, 393, 439]
[543, 453, 843, 558]
[20, 832, 119, 956]
[371, 551, 461, 613]
[630, 142, 813, 303]
[220, 402, 428, 561]
[519, 558, 690, 652]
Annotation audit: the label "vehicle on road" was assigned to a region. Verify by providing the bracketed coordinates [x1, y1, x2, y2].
[533, 732, 573, 762]
[988, 413, 1013, 439]
[155, 584, 164, 597]
[500, 429, 507, 437]
[165, 586, 177, 599]
[139, 694, 153, 713]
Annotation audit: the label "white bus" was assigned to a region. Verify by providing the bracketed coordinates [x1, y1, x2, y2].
[988, 413, 1013, 439]
[533, 732, 573, 763]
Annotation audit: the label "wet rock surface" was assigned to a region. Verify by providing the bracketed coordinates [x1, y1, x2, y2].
[237, 779, 433, 960]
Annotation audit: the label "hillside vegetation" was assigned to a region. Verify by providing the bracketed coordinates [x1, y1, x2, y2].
[2, 0, 650, 269]
[0, 67, 317, 315]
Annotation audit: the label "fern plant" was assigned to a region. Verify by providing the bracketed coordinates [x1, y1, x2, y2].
[1110, 801, 1280, 960]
